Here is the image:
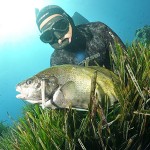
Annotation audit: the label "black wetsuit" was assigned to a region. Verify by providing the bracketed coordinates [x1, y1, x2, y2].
[50, 21, 126, 68]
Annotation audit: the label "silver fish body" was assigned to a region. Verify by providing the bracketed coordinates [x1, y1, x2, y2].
[16, 65, 120, 110]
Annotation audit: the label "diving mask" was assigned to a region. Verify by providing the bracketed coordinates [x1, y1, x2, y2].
[40, 16, 69, 44]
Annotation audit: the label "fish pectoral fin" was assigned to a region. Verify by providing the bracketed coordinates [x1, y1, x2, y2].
[60, 81, 76, 100]
[43, 82, 76, 109]
[51, 86, 70, 108]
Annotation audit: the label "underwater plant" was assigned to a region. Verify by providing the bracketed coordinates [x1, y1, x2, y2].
[0, 121, 9, 137]
[0, 42, 149, 150]
[134, 25, 150, 45]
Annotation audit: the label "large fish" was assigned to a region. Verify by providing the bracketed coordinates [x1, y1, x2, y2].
[16, 65, 120, 110]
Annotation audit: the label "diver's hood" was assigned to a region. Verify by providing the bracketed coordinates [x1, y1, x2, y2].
[36, 5, 77, 50]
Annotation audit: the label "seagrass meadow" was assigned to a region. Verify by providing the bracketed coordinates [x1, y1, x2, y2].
[0, 42, 150, 150]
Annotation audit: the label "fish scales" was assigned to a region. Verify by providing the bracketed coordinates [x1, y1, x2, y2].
[16, 65, 120, 110]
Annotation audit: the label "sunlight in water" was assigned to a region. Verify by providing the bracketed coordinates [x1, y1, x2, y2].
[0, 0, 47, 43]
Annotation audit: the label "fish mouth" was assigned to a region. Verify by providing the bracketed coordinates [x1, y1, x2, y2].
[16, 86, 26, 99]
[26, 100, 42, 104]
[16, 86, 42, 104]
[16, 93, 42, 104]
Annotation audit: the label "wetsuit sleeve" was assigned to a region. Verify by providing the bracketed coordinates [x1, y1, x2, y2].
[50, 49, 77, 66]
[104, 25, 126, 51]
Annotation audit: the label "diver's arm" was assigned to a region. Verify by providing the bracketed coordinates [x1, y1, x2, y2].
[50, 49, 77, 66]
[104, 25, 126, 51]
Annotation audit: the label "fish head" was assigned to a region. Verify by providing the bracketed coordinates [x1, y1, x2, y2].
[16, 76, 42, 103]
[16, 74, 59, 104]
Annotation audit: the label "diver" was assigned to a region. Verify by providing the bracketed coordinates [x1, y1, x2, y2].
[36, 5, 126, 68]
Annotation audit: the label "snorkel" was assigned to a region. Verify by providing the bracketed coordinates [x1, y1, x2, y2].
[36, 5, 76, 50]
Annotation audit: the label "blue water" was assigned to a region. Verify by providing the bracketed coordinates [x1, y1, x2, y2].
[0, 0, 150, 124]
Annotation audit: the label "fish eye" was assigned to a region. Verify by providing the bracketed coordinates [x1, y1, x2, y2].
[26, 80, 32, 85]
